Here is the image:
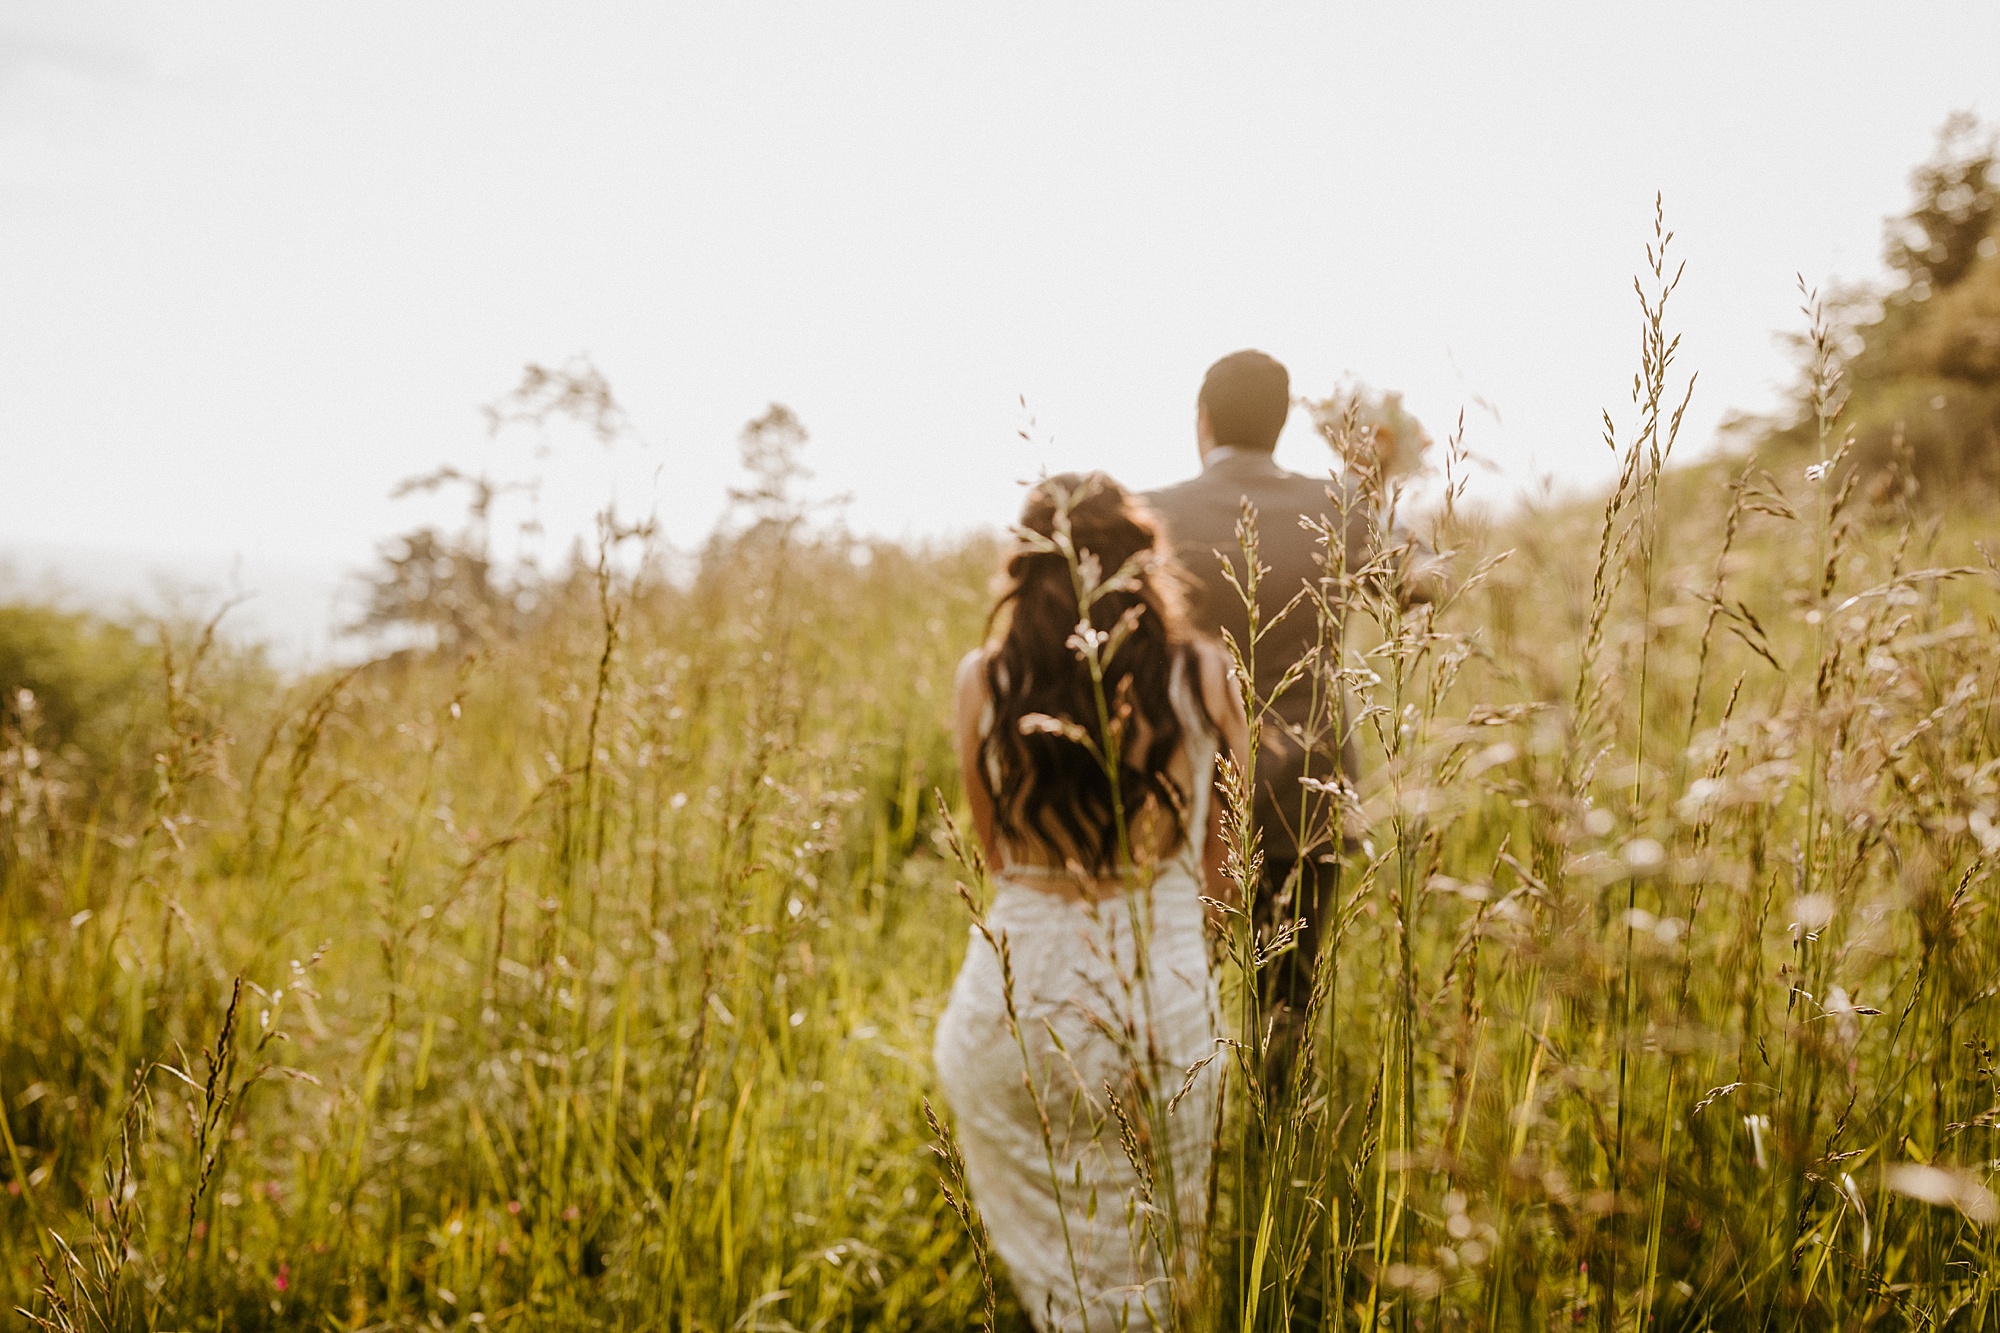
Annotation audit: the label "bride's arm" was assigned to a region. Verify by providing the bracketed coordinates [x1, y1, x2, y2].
[952, 648, 999, 864]
[1195, 640, 1251, 914]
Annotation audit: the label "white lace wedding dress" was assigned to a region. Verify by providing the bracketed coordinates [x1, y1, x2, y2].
[933, 664, 1221, 1332]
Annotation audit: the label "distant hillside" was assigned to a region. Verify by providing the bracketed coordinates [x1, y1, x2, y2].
[0, 541, 357, 669]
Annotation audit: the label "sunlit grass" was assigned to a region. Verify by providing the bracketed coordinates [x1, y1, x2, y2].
[5, 231, 2000, 1329]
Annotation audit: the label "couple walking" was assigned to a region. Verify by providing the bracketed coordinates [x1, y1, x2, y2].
[932, 350, 1413, 1330]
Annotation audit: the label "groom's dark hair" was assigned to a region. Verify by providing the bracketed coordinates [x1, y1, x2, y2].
[1199, 350, 1290, 453]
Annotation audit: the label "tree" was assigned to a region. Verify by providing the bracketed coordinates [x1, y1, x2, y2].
[1770, 112, 2000, 494]
[1884, 111, 1998, 302]
[356, 357, 632, 653]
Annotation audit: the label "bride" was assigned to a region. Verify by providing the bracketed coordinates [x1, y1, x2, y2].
[933, 473, 1248, 1331]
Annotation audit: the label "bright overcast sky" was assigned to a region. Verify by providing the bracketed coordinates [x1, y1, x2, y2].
[3, 4, 1996, 650]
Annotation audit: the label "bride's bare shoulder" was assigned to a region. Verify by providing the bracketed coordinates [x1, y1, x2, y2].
[954, 646, 991, 692]
[1189, 638, 1229, 687]
[953, 647, 993, 723]
[1190, 639, 1245, 725]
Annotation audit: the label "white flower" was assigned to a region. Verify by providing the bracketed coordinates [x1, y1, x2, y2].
[1969, 808, 2000, 855]
[1791, 893, 1836, 933]
[1676, 777, 1724, 823]
[1884, 1164, 1999, 1224]
[1620, 838, 1666, 874]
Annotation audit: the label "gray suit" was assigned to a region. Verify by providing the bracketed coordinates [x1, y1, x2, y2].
[1146, 448, 1369, 860]
[1146, 448, 1370, 1012]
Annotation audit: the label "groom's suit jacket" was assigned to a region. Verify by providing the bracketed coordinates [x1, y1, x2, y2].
[1145, 449, 1370, 865]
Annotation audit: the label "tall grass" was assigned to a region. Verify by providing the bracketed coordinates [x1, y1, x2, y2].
[5, 217, 2000, 1328]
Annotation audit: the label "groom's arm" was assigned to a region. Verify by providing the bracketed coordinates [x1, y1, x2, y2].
[1195, 641, 1250, 921]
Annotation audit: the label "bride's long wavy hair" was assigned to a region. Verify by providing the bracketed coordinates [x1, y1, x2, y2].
[980, 473, 1208, 877]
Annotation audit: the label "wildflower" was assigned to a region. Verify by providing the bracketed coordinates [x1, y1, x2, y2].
[1675, 777, 1723, 823]
[1620, 837, 1666, 875]
[1969, 807, 2000, 855]
[1791, 894, 1836, 934]
[1884, 1164, 1999, 1224]
[1743, 1115, 1771, 1171]
[274, 1263, 289, 1293]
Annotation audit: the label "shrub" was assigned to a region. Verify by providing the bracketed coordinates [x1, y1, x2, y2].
[0, 604, 154, 775]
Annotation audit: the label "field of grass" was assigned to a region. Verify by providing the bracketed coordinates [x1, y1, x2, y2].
[5, 264, 2000, 1330]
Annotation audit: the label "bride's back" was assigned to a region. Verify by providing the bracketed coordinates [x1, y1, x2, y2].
[956, 472, 1217, 890]
[934, 473, 1240, 1332]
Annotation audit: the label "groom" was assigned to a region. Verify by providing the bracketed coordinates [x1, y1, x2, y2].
[1145, 350, 1380, 1037]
